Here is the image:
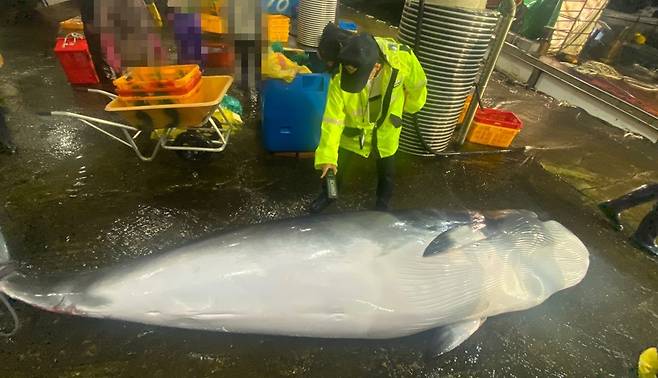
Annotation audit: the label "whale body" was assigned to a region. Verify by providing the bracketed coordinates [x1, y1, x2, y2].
[0, 210, 589, 352]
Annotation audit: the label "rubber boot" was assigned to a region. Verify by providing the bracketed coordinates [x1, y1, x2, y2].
[309, 192, 334, 214]
[374, 198, 389, 212]
[309, 178, 335, 214]
[374, 155, 395, 212]
[0, 108, 16, 155]
[631, 206, 658, 256]
[598, 184, 658, 231]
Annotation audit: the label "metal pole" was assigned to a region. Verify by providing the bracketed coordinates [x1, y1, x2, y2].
[456, 0, 517, 145]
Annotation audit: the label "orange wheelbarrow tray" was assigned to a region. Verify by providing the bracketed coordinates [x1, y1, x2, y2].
[40, 76, 236, 162]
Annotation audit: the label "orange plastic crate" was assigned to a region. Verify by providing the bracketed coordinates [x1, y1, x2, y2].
[118, 80, 203, 107]
[468, 123, 520, 148]
[113, 65, 202, 97]
[267, 15, 290, 43]
[115, 72, 201, 97]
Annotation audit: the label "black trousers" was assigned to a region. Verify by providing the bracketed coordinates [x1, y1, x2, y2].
[235, 40, 261, 89]
[608, 183, 658, 210]
[322, 148, 396, 206]
[0, 107, 16, 154]
[607, 183, 658, 243]
[79, 1, 110, 82]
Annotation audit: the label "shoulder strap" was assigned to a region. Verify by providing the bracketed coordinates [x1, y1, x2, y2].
[376, 68, 399, 128]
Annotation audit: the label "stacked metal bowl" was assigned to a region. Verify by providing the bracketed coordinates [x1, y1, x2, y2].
[398, 1, 499, 155]
[297, 0, 339, 47]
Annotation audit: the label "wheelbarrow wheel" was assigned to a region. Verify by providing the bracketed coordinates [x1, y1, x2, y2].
[173, 131, 212, 161]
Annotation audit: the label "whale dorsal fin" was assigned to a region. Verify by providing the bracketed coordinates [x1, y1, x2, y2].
[429, 318, 487, 357]
[423, 225, 487, 257]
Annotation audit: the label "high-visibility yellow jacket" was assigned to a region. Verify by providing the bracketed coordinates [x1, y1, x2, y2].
[314, 37, 428, 169]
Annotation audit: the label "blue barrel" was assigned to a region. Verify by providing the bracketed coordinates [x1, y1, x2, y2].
[261, 73, 330, 152]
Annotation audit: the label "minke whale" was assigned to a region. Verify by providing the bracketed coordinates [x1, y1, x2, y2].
[0, 210, 589, 354]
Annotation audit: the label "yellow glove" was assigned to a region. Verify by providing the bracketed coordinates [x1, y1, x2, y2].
[634, 33, 647, 45]
[639, 347, 658, 378]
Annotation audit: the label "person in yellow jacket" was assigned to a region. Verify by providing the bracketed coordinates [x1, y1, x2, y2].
[310, 33, 427, 213]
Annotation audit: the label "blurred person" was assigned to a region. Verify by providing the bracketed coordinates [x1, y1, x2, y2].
[77, 0, 114, 83]
[77, 0, 170, 81]
[227, 0, 261, 87]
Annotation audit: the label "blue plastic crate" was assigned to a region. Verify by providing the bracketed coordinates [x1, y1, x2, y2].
[262, 73, 330, 152]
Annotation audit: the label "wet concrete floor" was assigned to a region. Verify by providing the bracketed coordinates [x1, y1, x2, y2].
[0, 5, 657, 378]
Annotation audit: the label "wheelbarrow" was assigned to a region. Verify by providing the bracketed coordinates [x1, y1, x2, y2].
[40, 76, 236, 162]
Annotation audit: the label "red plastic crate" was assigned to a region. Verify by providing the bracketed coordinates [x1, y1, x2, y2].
[474, 108, 523, 130]
[53, 35, 99, 85]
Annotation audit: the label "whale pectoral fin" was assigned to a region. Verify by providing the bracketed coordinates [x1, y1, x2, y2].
[429, 318, 486, 357]
[423, 225, 487, 257]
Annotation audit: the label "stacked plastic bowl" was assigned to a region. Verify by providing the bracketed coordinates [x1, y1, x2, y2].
[398, 0, 499, 155]
[297, 0, 339, 47]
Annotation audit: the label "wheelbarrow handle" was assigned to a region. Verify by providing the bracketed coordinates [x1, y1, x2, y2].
[71, 86, 117, 100]
[86, 88, 118, 100]
[39, 111, 139, 132]
[38, 86, 117, 115]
